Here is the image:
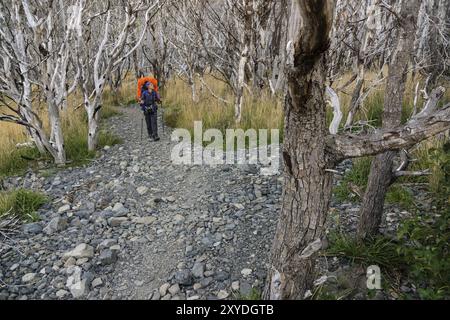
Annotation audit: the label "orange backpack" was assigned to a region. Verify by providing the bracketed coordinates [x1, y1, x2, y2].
[137, 77, 159, 101]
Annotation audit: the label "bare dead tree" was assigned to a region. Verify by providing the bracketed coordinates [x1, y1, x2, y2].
[0, 0, 79, 165]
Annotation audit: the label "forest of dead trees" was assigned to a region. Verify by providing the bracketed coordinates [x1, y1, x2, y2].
[0, 0, 449, 300]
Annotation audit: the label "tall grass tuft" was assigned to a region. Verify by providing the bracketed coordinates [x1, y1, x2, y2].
[0, 189, 47, 222]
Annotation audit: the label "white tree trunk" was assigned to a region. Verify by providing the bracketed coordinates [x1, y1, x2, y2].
[87, 105, 100, 152]
[235, 45, 249, 123]
[47, 101, 66, 165]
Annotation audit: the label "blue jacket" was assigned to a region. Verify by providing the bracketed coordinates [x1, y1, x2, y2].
[141, 90, 161, 112]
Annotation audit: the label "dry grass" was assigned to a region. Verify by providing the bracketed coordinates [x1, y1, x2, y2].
[164, 75, 283, 141]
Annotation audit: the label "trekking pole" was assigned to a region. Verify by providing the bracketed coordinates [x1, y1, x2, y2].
[140, 114, 144, 141]
[161, 103, 165, 134]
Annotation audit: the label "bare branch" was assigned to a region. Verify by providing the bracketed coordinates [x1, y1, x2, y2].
[330, 102, 450, 161]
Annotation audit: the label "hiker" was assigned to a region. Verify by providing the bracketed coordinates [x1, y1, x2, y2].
[140, 81, 162, 141]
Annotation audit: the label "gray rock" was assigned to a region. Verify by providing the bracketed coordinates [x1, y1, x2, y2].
[22, 273, 36, 283]
[215, 271, 230, 281]
[200, 277, 213, 288]
[56, 289, 69, 298]
[64, 244, 94, 260]
[168, 284, 180, 295]
[192, 262, 205, 278]
[112, 203, 128, 216]
[133, 216, 156, 225]
[97, 239, 118, 251]
[193, 283, 202, 290]
[69, 279, 88, 299]
[159, 283, 170, 296]
[241, 268, 252, 277]
[201, 237, 214, 247]
[66, 267, 89, 299]
[175, 269, 194, 286]
[240, 282, 252, 297]
[174, 214, 185, 224]
[70, 217, 82, 227]
[134, 280, 145, 287]
[151, 291, 161, 300]
[58, 204, 71, 214]
[22, 222, 42, 234]
[108, 217, 128, 227]
[91, 278, 103, 288]
[10, 263, 19, 271]
[164, 196, 176, 203]
[217, 290, 229, 299]
[136, 186, 148, 195]
[64, 257, 76, 268]
[43, 217, 68, 235]
[99, 249, 118, 265]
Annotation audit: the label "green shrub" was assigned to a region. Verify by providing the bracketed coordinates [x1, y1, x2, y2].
[385, 185, 415, 210]
[334, 157, 416, 209]
[64, 124, 122, 166]
[235, 288, 262, 300]
[326, 232, 404, 269]
[326, 206, 450, 299]
[334, 157, 372, 202]
[0, 189, 47, 222]
[397, 206, 450, 299]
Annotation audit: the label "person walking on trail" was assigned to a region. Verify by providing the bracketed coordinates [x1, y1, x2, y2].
[140, 81, 162, 141]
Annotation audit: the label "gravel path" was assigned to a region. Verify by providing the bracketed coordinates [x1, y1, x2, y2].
[0, 106, 282, 300]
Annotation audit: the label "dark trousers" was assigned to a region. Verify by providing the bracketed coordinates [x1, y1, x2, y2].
[144, 110, 158, 139]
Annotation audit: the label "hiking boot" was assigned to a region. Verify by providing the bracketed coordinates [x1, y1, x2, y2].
[153, 136, 161, 141]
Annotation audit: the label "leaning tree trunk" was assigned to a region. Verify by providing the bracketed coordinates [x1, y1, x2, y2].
[28, 127, 47, 155]
[264, 0, 335, 300]
[357, 0, 420, 239]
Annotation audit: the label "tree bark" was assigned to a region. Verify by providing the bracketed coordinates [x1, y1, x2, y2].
[357, 0, 420, 240]
[47, 101, 66, 165]
[234, 0, 252, 123]
[264, 0, 335, 300]
[87, 106, 101, 152]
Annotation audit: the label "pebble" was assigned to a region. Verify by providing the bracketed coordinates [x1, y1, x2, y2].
[22, 273, 37, 283]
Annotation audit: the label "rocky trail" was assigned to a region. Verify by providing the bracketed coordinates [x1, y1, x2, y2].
[0, 106, 417, 300]
[0, 106, 283, 300]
